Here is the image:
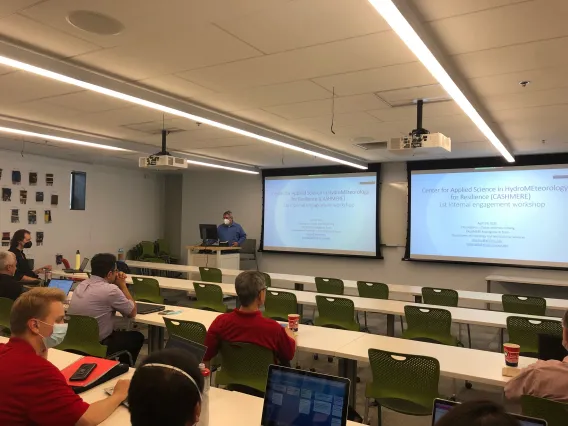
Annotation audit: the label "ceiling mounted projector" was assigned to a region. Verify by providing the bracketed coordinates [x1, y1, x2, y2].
[139, 129, 187, 171]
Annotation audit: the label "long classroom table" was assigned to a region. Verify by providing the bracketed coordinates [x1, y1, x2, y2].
[0, 337, 360, 426]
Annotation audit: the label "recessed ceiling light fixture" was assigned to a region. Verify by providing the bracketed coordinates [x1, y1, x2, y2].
[0, 55, 367, 170]
[186, 159, 259, 174]
[0, 126, 127, 151]
[367, 0, 515, 163]
[66, 10, 124, 36]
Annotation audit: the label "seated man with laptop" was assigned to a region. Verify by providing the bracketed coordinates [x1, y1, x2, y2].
[68, 253, 144, 364]
[0, 250, 23, 300]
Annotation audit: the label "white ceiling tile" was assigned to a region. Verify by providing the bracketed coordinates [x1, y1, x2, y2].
[0, 99, 83, 128]
[138, 75, 218, 101]
[168, 135, 256, 151]
[41, 90, 132, 113]
[368, 101, 462, 122]
[0, 0, 43, 19]
[0, 14, 101, 58]
[376, 84, 449, 105]
[453, 36, 568, 79]
[217, 0, 388, 54]
[428, 0, 568, 55]
[177, 31, 416, 91]
[483, 87, 568, 112]
[264, 94, 389, 120]
[0, 71, 81, 105]
[287, 111, 382, 133]
[411, 0, 531, 22]
[312, 62, 436, 97]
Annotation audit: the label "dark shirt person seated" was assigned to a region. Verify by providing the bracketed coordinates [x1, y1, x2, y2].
[8, 229, 51, 283]
[129, 348, 204, 426]
[435, 400, 520, 426]
[0, 251, 23, 300]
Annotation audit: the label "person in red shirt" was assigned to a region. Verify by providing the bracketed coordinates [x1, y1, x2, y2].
[203, 270, 296, 365]
[0, 287, 129, 426]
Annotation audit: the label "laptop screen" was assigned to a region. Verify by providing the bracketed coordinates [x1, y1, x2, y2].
[48, 279, 73, 296]
[80, 257, 89, 271]
[432, 399, 547, 426]
[261, 365, 349, 426]
[165, 335, 207, 363]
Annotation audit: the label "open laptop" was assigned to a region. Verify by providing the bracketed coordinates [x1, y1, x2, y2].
[165, 335, 207, 363]
[432, 398, 547, 426]
[63, 257, 89, 274]
[47, 279, 74, 296]
[135, 302, 166, 314]
[538, 334, 568, 361]
[261, 365, 350, 426]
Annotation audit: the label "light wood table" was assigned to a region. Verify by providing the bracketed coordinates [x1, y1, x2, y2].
[186, 245, 241, 270]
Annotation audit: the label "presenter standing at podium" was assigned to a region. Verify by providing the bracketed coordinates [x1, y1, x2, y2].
[218, 210, 246, 247]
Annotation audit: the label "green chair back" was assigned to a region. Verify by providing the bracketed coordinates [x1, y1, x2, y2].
[260, 272, 272, 288]
[421, 287, 458, 307]
[164, 318, 206, 345]
[502, 294, 546, 316]
[315, 277, 344, 295]
[264, 290, 298, 321]
[139, 241, 156, 259]
[314, 295, 359, 331]
[156, 238, 171, 256]
[57, 315, 107, 358]
[402, 306, 458, 346]
[521, 395, 568, 426]
[131, 276, 164, 304]
[193, 282, 227, 313]
[215, 341, 274, 393]
[199, 267, 222, 283]
[506, 316, 563, 355]
[357, 281, 389, 300]
[367, 349, 440, 416]
[0, 297, 14, 334]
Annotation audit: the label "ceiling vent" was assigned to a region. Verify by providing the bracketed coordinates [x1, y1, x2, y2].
[353, 140, 388, 150]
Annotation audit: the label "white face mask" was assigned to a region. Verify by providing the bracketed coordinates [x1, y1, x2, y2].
[38, 320, 68, 349]
[223, 218, 230, 225]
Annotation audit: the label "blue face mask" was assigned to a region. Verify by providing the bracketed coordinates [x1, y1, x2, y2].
[38, 320, 68, 349]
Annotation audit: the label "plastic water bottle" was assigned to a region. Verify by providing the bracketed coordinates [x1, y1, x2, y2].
[75, 250, 81, 270]
[118, 248, 125, 261]
[198, 363, 210, 425]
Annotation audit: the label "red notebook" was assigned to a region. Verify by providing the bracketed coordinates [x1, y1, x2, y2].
[61, 356, 119, 388]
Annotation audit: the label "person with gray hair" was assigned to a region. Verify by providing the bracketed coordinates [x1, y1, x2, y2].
[203, 271, 296, 370]
[0, 250, 22, 300]
[217, 210, 246, 247]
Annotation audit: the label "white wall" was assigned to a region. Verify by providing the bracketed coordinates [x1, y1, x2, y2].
[180, 164, 568, 299]
[0, 150, 165, 269]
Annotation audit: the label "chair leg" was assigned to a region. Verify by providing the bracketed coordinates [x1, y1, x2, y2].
[364, 311, 368, 328]
[364, 397, 370, 425]
[399, 315, 404, 332]
[467, 324, 472, 348]
[377, 404, 383, 426]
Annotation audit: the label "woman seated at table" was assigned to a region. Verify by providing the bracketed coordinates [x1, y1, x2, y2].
[9, 229, 51, 283]
[129, 348, 204, 426]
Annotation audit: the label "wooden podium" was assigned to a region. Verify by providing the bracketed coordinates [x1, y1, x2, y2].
[186, 245, 241, 270]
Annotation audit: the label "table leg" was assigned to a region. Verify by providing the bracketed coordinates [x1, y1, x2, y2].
[486, 280, 491, 310]
[414, 295, 422, 303]
[338, 358, 357, 407]
[294, 283, 305, 319]
[499, 328, 504, 350]
[148, 325, 165, 353]
[387, 314, 395, 337]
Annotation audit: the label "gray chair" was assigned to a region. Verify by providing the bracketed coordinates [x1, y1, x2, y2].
[240, 238, 258, 270]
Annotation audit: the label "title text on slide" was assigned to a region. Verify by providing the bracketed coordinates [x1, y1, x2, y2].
[421, 184, 568, 209]
[272, 188, 371, 209]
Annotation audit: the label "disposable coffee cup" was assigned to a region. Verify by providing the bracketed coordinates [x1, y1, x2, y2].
[288, 314, 300, 332]
[503, 343, 520, 367]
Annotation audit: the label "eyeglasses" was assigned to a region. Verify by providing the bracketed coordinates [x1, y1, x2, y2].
[258, 286, 267, 294]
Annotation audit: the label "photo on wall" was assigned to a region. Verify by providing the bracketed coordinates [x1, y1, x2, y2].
[11, 209, 19, 223]
[36, 231, 44, 246]
[51, 194, 58, 206]
[20, 190, 27, 204]
[12, 170, 21, 185]
[44, 210, 52, 224]
[36, 191, 44, 203]
[28, 210, 37, 225]
[29, 172, 38, 186]
[1, 232, 9, 247]
[2, 188, 11, 201]
[46, 173, 54, 186]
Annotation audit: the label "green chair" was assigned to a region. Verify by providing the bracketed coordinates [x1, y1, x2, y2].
[260, 272, 272, 288]
[503, 294, 546, 316]
[315, 277, 344, 295]
[199, 267, 222, 283]
[131, 276, 164, 304]
[193, 282, 227, 313]
[0, 297, 14, 335]
[365, 349, 440, 426]
[164, 318, 206, 344]
[264, 290, 298, 321]
[421, 287, 471, 347]
[357, 281, 392, 330]
[506, 316, 563, 356]
[57, 315, 107, 358]
[138, 240, 158, 260]
[314, 295, 359, 331]
[402, 305, 460, 346]
[215, 341, 274, 393]
[521, 395, 568, 426]
[156, 238, 179, 263]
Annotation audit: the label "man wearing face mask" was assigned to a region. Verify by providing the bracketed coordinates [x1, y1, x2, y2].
[0, 287, 130, 425]
[68, 253, 144, 364]
[9, 228, 51, 283]
[217, 210, 247, 247]
[505, 310, 568, 403]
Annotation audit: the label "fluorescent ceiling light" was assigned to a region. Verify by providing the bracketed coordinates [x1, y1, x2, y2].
[186, 159, 259, 174]
[0, 126, 127, 151]
[367, 0, 515, 163]
[0, 55, 367, 170]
